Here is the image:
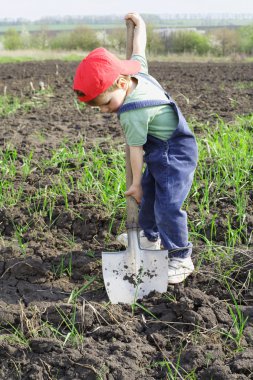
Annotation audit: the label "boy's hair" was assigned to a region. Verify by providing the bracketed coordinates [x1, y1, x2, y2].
[73, 47, 140, 103]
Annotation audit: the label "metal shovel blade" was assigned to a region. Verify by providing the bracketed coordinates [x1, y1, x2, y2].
[102, 229, 168, 304]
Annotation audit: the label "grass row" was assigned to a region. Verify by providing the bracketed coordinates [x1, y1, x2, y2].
[0, 87, 53, 116]
[189, 114, 252, 248]
[0, 114, 252, 248]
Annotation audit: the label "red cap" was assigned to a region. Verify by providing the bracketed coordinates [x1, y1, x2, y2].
[73, 47, 141, 102]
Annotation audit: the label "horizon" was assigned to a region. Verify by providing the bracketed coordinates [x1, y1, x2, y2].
[1, 12, 253, 23]
[1, 0, 253, 21]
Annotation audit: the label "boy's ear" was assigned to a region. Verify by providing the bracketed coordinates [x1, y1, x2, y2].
[116, 77, 128, 89]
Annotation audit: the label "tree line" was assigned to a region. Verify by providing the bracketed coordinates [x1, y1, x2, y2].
[2, 24, 253, 56]
[1, 14, 253, 27]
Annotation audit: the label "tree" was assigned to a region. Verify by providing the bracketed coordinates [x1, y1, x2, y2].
[49, 33, 71, 50]
[210, 28, 240, 56]
[146, 24, 166, 55]
[68, 26, 99, 50]
[168, 30, 210, 55]
[49, 26, 99, 50]
[107, 28, 126, 54]
[30, 27, 50, 49]
[20, 26, 31, 49]
[3, 28, 22, 50]
[239, 24, 253, 54]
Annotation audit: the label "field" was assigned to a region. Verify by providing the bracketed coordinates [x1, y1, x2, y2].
[0, 59, 252, 379]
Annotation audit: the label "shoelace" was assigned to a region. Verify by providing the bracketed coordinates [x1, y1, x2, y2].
[168, 258, 189, 269]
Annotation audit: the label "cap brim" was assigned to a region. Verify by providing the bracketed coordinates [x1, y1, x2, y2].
[119, 59, 141, 75]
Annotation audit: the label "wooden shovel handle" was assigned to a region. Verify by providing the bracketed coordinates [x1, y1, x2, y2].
[126, 19, 135, 60]
[125, 19, 139, 228]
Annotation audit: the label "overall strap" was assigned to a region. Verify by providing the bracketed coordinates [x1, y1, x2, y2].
[118, 99, 171, 115]
[117, 72, 173, 116]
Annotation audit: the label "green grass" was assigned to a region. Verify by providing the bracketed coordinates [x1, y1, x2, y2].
[153, 359, 197, 380]
[0, 95, 25, 116]
[234, 81, 253, 90]
[52, 254, 73, 278]
[0, 55, 37, 63]
[0, 50, 86, 63]
[189, 114, 252, 248]
[0, 114, 252, 249]
[1, 49, 253, 64]
[0, 86, 53, 116]
[0, 140, 126, 242]
[220, 279, 248, 351]
[0, 323, 30, 347]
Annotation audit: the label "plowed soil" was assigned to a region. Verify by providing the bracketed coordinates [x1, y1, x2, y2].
[0, 60, 252, 380]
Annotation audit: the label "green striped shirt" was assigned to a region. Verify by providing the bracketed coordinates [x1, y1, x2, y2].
[119, 54, 178, 146]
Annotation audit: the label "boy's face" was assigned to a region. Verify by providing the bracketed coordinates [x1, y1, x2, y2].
[93, 87, 127, 113]
[85, 76, 134, 113]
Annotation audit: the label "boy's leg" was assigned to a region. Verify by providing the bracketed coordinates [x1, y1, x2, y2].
[139, 140, 196, 254]
[154, 162, 195, 258]
[151, 141, 197, 283]
[140, 150, 196, 283]
[141, 139, 197, 283]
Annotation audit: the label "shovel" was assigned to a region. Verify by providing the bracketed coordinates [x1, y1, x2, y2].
[102, 19, 168, 304]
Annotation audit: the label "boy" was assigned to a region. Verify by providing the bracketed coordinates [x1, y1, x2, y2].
[73, 13, 198, 284]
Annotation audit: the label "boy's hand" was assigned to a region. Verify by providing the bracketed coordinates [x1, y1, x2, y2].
[124, 12, 146, 56]
[125, 184, 143, 204]
[124, 13, 145, 28]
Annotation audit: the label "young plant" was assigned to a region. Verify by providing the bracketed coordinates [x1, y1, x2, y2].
[0, 322, 30, 348]
[151, 345, 197, 380]
[67, 276, 97, 304]
[55, 304, 84, 348]
[52, 254, 73, 278]
[21, 151, 34, 178]
[221, 280, 248, 350]
[13, 223, 29, 255]
[131, 302, 159, 320]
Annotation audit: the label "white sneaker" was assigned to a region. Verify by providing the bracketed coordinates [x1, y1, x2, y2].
[116, 230, 161, 250]
[168, 256, 194, 284]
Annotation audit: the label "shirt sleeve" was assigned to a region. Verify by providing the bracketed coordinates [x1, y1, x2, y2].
[120, 108, 152, 146]
[131, 54, 148, 75]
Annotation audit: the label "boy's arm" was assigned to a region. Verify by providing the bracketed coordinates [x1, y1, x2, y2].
[125, 13, 146, 56]
[124, 13, 146, 203]
[125, 145, 143, 204]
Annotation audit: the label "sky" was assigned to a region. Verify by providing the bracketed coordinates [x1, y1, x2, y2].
[1, 0, 253, 20]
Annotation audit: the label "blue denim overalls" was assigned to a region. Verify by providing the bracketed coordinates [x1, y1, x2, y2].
[118, 73, 198, 258]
